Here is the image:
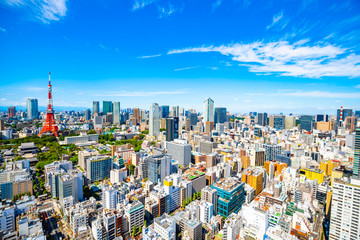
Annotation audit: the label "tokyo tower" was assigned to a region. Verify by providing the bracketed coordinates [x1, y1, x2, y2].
[38, 72, 58, 137]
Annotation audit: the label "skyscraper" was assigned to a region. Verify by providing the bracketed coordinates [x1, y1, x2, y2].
[103, 101, 113, 115]
[113, 102, 121, 125]
[354, 127, 360, 178]
[161, 105, 170, 118]
[93, 101, 99, 115]
[8, 106, 16, 118]
[149, 103, 161, 137]
[190, 113, 198, 126]
[203, 98, 214, 123]
[214, 107, 226, 124]
[300, 115, 313, 132]
[27, 98, 39, 120]
[166, 118, 174, 141]
[257, 113, 267, 126]
[133, 108, 140, 124]
[84, 109, 91, 121]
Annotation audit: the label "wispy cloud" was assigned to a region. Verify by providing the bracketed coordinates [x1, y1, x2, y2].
[99, 44, 109, 50]
[281, 91, 360, 99]
[174, 66, 200, 71]
[158, 3, 175, 18]
[96, 90, 189, 97]
[23, 87, 46, 91]
[132, 0, 158, 11]
[267, 11, 283, 29]
[266, 11, 290, 31]
[168, 40, 360, 78]
[138, 54, 162, 59]
[355, 85, 360, 88]
[212, 0, 222, 12]
[0, 27, 6, 32]
[3, 0, 67, 23]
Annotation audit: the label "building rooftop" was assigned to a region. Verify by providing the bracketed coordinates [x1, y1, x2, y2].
[212, 177, 242, 192]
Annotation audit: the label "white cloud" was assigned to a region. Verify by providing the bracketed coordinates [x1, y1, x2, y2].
[132, 0, 158, 11]
[99, 44, 109, 50]
[0, 27, 6, 32]
[1, 98, 6, 101]
[281, 91, 360, 98]
[212, 0, 222, 12]
[4, 0, 67, 23]
[174, 66, 200, 71]
[158, 3, 175, 18]
[168, 40, 360, 78]
[243, 99, 251, 103]
[267, 11, 284, 30]
[96, 90, 189, 97]
[355, 84, 360, 88]
[138, 54, 162, 59]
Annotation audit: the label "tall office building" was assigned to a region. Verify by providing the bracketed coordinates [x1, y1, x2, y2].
[257, 113, 267, 126]
[93, 101, 99, 115]
[329, 178, 360, 240]
[300, 115, 313, 132]
[166, 141, 191, 166]
[147, 154, 171, 184]
[203, 98, 214, 123]
[149, 103, 161, 137]
[161, 105, 170, 118]
[84, 109, 91, 121]
[263, 144, 281, 162]
[354, 127, 360, 178]
[27, 98, 39, 119]
[201, 186, 218, 215]
[8, 106, 16, 118]
[103, 188, 118, 210]
[103, 101, 113, 115]
[113, 102, 121, 125]
[133, 108, 140, 124]
[273, 115, 285, 130]
[173, 117, 179, 139]
[337, 108, 353, 123]
[214, 107, 226, 124]
[190, 113, 198, 126]
[211, 178, 245, 217]
[166, 118, 175, 141]
[315, 114, 329, 122]
[86, 155, 112, 182]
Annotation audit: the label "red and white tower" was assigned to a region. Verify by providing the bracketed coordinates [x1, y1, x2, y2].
[39, 72, 58, 137]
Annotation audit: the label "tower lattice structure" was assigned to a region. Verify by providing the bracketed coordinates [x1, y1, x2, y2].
[39, 72, 58, 137]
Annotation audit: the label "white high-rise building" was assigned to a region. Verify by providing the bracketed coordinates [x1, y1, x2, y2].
[27, 98, 39, 119]
[103, 188, 118, 210]
[153, 214, 176, 240]
[113, 102, 121, 125]
[203, 97, 214, 123]
[329, 177, 360, 240]
[199, 201, 213, 223]
[149, 103, 161, 137]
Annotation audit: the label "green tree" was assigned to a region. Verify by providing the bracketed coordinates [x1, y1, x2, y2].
[144, 220, 147, 228]
[139, 226, 142, 233]
[193, 193, 196, 201]
[182, 200, 186, 208]
[132, 225, 136, 237]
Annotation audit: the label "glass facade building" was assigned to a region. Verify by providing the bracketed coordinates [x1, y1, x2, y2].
[214, 107, 227, 125]
[211, 178, 245, 217]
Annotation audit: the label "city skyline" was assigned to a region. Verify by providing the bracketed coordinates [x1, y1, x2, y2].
[0, 0, 359, 113]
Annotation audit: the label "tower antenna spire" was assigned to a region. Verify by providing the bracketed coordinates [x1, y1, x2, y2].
[39, 72, 58, 137]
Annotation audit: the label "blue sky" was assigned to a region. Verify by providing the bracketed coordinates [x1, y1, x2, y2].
[0, 0, 359, 114]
